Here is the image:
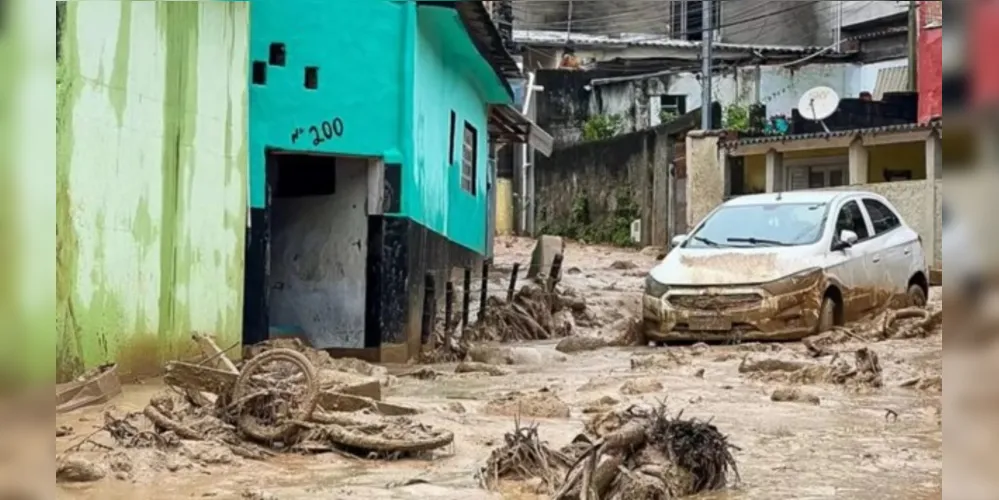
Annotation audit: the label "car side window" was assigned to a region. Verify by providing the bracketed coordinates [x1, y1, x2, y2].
[834, 200, 871, 240]
[863, 199, 900, 235]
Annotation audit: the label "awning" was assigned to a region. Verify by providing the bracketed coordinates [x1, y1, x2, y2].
[487, 104, 554, 157]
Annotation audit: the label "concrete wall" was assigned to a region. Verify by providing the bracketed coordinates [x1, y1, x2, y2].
[721, 1, 906, 46]
[269, 158, 368, 349]
[57, 2, 249, 380]
[512, 0, 670, 36]
[697, 148, 941, 269]
[684, 132, 725, 231]
[721, 0, 835, 46]
[534, 127, 672, 246]
[591, 68, 756, 133]
[558, 60, 901, 146]
[840, 1, 909, 28]
[249, 0, 406, 209]
[413, 7, 499, 254]
[758, 63, 862, 115]
[829, 179, 941, 268]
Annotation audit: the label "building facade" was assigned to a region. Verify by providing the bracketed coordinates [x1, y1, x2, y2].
[918, 0, 943, 123]
[56, 1, 250, 380]
[246, 0, 548, 362]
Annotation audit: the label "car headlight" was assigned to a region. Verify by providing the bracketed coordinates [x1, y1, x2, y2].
[760, 267, 824, 296]
[645, 276, 670, 298]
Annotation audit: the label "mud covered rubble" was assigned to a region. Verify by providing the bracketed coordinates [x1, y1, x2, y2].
[738, 347, 885, 390]
[808, 302, 943, 346]
[57, 339, 454, 484]
[481, 403, 739, 499]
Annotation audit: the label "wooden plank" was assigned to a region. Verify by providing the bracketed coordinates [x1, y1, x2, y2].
[164, 361, 237, 395]
[192, 333, 239, 374]
[318, 392, 419, 416]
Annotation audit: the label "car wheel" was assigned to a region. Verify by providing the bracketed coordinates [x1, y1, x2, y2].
[816, 297, 836, 334]
[908, 283, 928, 307]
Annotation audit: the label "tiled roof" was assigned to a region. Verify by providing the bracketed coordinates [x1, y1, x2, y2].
[512, 29, 826, 55]
[721, 120, 942, 149]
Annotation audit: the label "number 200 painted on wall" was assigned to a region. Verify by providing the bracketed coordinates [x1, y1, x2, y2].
[290, 117, 345, 147]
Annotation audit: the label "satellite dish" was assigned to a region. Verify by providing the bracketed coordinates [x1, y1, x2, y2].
[797, 86, 839, 132]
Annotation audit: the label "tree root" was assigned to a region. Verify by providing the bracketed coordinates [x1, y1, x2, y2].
[479, 419, 574, 493]
[555, 403, 739, 500]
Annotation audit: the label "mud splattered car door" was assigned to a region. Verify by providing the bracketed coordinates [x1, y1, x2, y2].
[861, 197, 916, 300]
[826, 198, 879, 318]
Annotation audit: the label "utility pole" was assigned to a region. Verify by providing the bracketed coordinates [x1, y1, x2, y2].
[907, 0, 918, 91]
[701, 0, 713, 130]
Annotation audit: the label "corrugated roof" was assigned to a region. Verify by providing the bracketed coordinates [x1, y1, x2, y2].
[721, 121, 942, 149]
[512, 29, 825, 55]
[873, 65, 909, 100]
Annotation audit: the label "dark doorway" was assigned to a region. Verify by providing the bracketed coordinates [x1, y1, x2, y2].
[242, 151, 370, 350]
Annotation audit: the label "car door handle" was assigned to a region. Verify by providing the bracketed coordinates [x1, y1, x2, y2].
[872, 256, 881, 263]
[903, 248, 912, 256]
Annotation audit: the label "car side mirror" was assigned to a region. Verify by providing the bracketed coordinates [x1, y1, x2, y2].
[833, 229, 858, 251]
[671, 234, 688, 248]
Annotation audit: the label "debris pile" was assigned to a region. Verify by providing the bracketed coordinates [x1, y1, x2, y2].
[58, 339, 454, 483]
[466, 284, 582, 344]
[481, 404, 739, 499]
[478, 421, 575, 494]
[739, 347, 884, 389]
[424, 251, 597, 363]
[555, 403, 739, 499]
[809, 303, 943, 345]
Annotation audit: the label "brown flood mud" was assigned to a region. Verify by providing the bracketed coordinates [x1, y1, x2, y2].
[56, 237, 941, 500]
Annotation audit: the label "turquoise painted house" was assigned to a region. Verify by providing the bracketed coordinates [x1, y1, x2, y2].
[244, 0, 551, 362]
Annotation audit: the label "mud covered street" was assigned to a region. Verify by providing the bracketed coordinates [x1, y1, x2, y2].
[56, 237, 942, 500]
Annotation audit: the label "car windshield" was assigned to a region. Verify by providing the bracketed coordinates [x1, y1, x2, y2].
[685, 202, 829, 248]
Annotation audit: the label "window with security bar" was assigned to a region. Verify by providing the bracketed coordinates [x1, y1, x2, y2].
[671, 1, 721, 41]
[461, 123, 477, 195]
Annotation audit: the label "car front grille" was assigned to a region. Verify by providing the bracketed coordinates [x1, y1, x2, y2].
[668, 293, 763, 311]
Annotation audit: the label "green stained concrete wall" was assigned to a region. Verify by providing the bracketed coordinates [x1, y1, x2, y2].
[56, 1, 249, 381]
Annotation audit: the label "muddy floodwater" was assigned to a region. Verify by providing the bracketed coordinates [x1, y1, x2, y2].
[57, 237, 942, 500]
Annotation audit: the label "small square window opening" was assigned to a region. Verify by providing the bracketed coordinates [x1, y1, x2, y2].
[269, 43, 286, 66]
[252, 61, 267, 85]
[304, 67, 319, 89]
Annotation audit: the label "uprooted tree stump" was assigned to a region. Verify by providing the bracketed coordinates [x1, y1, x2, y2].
[479, 419, 575, 494]
[554, 403, 739, 500]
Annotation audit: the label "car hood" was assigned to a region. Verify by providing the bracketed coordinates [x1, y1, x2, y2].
[649, 247, 820, 286]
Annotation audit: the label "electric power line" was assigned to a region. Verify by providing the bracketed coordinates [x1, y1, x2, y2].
[505, 0, 876, 45]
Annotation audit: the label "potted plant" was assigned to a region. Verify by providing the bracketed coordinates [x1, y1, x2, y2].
[723, 104, 750, 139]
